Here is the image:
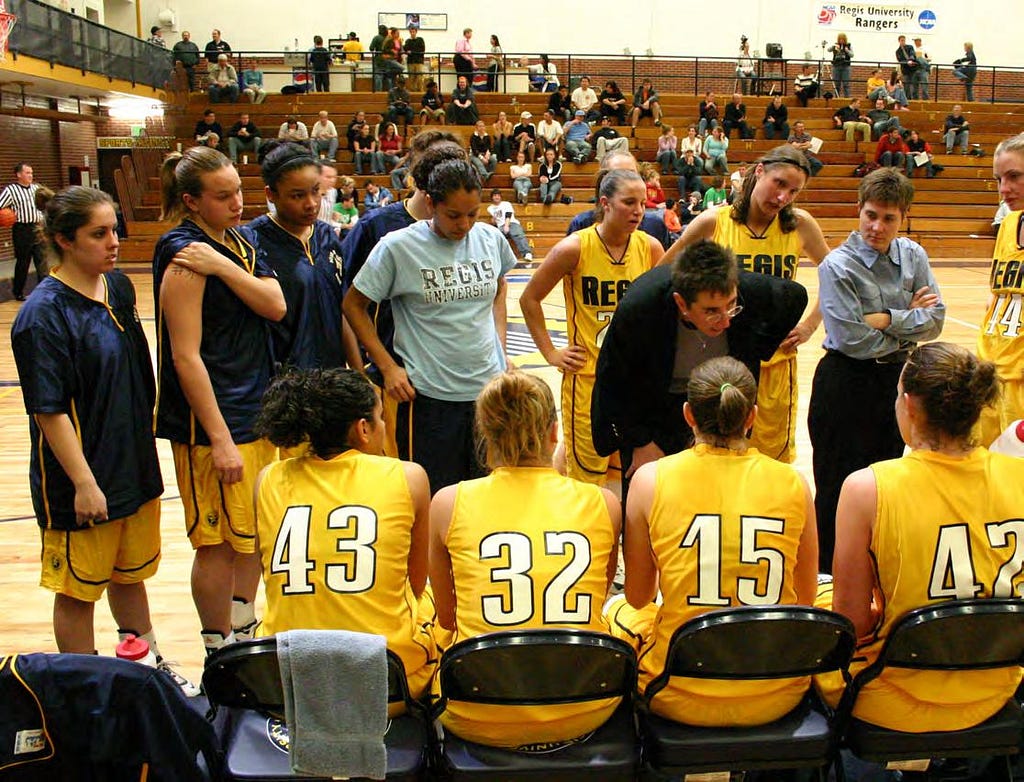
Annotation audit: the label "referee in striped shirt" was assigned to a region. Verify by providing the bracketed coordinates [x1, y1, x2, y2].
[0, 162, 47, 301]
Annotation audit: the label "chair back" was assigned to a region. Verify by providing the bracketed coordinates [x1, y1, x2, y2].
[644, 605, 855, 704]
[435, 629, 636, 712]
[202, 636, 413, 719]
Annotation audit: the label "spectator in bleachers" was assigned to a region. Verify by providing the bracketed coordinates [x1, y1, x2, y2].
[333, 190, 359, 236]
[944, 104, 970, 154]
[833, 98, 871, 142]
[346, 110, 367, 150]
[793, 63, 819, 107]
[599, 80, 627, 125]
[242, 70, 267, 104]
[389, 150, 411, 193]
[387, 75, 415, 130]
[278, 115, 310, 147]
[147, 25, 165, 47]
[656, 124, 678, 175]
[682, 190, 703, 223]
[572, 76, 601, 123]
[308, 35, 331, 92]
[590, 115, 629, 164]
[538, 147, 563, 205]
[697, 90, 719, 137]
[429, 371, 621, 748]
[447, 75, 479, 125]
[680, 125, 702, 159]
[904, 130, 938, 178]
[702, 175, 728, 209]
[643, 167, 667, 209]
[226, 112, 261, 164]
[548, 84, 572, 123]
[486, 34, 503, 92]
[512, 111, 537, 162]
[309, 111, 339, 162]
[703, 126, 729, 174]
[385, 27, 405, 86]
[952, 42, 977, 102]
[363, 180, 393, 211]
[563, 111, 593, 164]
[510, 150, 533, 204]
[728, 163, 747, 203]
[172, 31, 200, 91]
[353, 124, 378, 175]
[420, 81, 446, 125]
[723, 93, 753, 140]
[885, 69, 910, 109]
[369, 25, 389, 93]
[874, 126, 908, 169]
[828, 33, 853, 98]
[403, 26, 425, 91]
[207, 54, 239, 103]
[865, 68, 893, 105]
[664, 197, 683, 242]
[492, 110, 514, 162]
[867, 98, 902, 140]
[895, 34, 921, 98]
[675, 148, 706, 197]
[194, 109, 223, 149]
[629, 78, 662, 132]
[454, 27, 475, 78]
[317, 162, 338, 223]
[788, 121, 823, 176]
[912, 37, 931, 100]
[527, 54, 559, 92]
[337, 175, 357, 207]
[762, 95, 790, 141]
[536, 109, 563, 159]
[469, 120, 496, 183]
[204, 28, 230, 63]
[736, 38, 756, 95]
[376, 123, 404, 174]
[487, 188, 532, 260]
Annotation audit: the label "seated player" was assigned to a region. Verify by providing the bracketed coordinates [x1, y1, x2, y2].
[254, 367, 437, 704]
[608, 356, 818, 725]
[820, 342, 1024, 732]
[429, 372, 621, 748]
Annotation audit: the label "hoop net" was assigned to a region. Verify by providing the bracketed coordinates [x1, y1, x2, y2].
[0, 0, 16, 63]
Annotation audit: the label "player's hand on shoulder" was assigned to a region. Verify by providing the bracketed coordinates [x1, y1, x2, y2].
[173, 242, 232, 277]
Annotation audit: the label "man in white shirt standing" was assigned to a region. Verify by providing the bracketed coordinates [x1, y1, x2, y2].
[310, 110, 340, 162]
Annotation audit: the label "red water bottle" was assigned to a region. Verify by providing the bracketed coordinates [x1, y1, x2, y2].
[115, 634, 157, 667]
[990, 420, 1024, 457]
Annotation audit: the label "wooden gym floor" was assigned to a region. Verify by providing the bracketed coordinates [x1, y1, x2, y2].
[0, 260, 991, 683]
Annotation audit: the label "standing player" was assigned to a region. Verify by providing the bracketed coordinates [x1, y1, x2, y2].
[429, 372, 621, 747]
[343, 159, 515, 493]
[661, 146, 829, 462]
[11, 186, 194, 691]
[977, 132, 1024, 445]
[154, 146, 286, 655]
[823, 343, 1023, 730]
[608, 356, 818, 725]
[0, 162, 47, 301]
[253, 368, 437, 703]
[246, 141, 353, 372]
[520, 169, 662, 487]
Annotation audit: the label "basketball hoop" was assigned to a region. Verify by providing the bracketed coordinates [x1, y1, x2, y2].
[0, 0, 17, 63]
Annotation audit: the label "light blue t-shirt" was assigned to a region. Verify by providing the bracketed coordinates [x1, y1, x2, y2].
[353, 219, 516, 401]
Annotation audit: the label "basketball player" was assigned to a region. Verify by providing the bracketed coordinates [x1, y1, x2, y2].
[154, 146, 286, 655]
[520, 169, 662, 487]
[660, 146, 829, 462]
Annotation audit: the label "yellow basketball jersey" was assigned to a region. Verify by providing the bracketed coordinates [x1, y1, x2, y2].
[978, 211, 1024, 377]
[712, 209, 803, 367]
[256, 450, 437, 696]
[437, 466, 618, 747]
[564, 225, 652, 376]
[855, 448, 1024, 731]
[640, 444, 810, 725]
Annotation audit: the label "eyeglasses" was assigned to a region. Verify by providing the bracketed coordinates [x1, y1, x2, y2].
[704, 304, 744, 325]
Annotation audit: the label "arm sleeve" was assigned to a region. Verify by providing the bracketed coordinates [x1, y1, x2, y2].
[351, 241, 396, 304]
[11, 305, 73, 414]
[885, 246, 946, 341]
[818, 259, 903, 359]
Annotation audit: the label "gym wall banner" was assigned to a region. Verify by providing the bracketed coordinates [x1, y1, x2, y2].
[816, 3, 938, 34]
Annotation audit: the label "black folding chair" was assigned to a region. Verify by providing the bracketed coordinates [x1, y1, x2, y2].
[836, 598, 1024, 779]
[638, 605, 856, 781]
[202, 637, 430, 781]
[432, 628, 639, 780]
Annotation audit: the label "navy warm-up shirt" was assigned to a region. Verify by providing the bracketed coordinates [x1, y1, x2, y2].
[247, 214, 345, 369]
[153, 219, 275, 445]
[11, 271, 163, 530]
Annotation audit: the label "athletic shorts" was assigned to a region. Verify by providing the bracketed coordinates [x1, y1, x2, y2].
[396, 394, 484, 495]
[975, 377, 1024, 448]
[40, 497, 161, 602]
[749, 353, 798, 464]
[171, 439, 276, 552]
[561, 373, 620, 485]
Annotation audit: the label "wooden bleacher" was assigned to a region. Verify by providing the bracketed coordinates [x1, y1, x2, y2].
[117, 90, 1006, 263]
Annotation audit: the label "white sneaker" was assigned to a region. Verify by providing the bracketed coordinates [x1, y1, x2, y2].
[233, 618, 261, 642]
[524, 252, 533, 261]
[156, 656, 201, 697]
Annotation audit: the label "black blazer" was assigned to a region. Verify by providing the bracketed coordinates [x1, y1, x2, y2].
[592, 266, 808, 457]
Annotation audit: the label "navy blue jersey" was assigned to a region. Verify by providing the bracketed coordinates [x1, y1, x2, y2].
[567, 208, 671, 248]
[248, 215, 345, 370]
[11, 272, 163, 531]
[340, 200, 415, 376]
[153, 220, 275, 445]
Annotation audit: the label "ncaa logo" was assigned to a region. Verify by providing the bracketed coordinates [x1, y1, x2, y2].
[818, 5, 837, 24]
[918, 10, 936, 29]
